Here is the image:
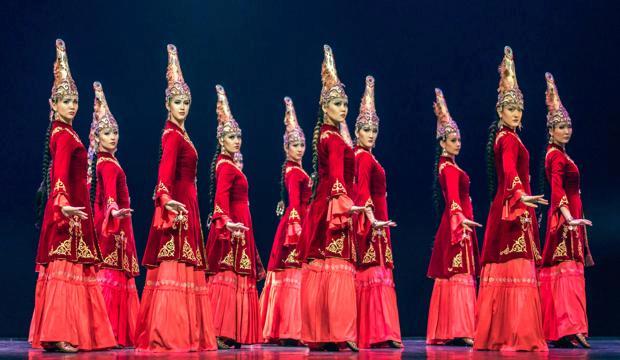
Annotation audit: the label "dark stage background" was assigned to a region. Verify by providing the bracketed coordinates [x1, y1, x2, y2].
[1, 0, 618, 338]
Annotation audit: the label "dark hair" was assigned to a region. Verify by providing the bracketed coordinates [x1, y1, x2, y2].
[432, 143, 443, 219]
[35, 121, 53, 228]
[151, 128, 165, 200]
[89, 149, 98, 207]
[309, 107, 324, 202]
[276, 159, 288, 216]
[207, 143, 221, 224]
[485, 114, 500, 202]
[536, 131, 551, 224]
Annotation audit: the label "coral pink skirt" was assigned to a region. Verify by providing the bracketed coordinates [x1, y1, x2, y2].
[356, 265, 402, 348]
[29, 260, 117, 350]
[206, 270, 260, 344]
[134, 261, 217, 352]
[301, 258, 357, 344]
[96, 268, 140, 347]
[538, 260, 588, 341]
[474, 258, 548, 351]
[259, 268, 302, 342]
[426, 273, 476, 344]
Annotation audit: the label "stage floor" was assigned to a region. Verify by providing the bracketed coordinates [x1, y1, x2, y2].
[2, 338, 617, 359]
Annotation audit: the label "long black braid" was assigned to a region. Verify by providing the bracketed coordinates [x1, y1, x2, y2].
[309, 107, 324, 202]
[432, 144, 443, 219]
[485, 114, 500, 202]
[536, 132, 552, 225]
[89, 148, 98, 207]
[151, 128, 165, 200]
[35, 121, 53, 228]
[207, 143, 221, 226]
[276, 159, 288, 217]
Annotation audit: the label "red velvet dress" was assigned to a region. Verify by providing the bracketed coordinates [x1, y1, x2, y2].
[474, 127, 547, 351]
[205, 153, 262, 344]
[135, 121, 216, 352]
[29, 120, 116, 350]
[353, 146, 401, 348]
[259, 161, 311, 342]
[426, 156, 479, 344]
[93, 152, 140, 347]
[298, 123, 357, 345]
[539, 144, 589, 340]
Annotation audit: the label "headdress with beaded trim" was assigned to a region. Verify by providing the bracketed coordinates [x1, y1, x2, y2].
[544, 72, 571, 127]
[165, 44, 191, 102]
[49, 39, 79, 121]
[320, 45, 347, 106]
[496, 46, 524, 111]
[355, 76, 380, 130]
[283, 97, 305, 147]
[215, 85, 242, 139]
[433, 88, 460, 140]
[88, 81, 119, 183]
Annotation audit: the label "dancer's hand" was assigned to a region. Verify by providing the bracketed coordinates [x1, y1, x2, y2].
[226, 222, 249, 232]
[61, 206, 88, 220]
[112, 208, 133, 218]
[520, 194, 548, 208]
[372, 220, 397, 228]
[568, 218, 593, 227]
[165, 200, 187, 215]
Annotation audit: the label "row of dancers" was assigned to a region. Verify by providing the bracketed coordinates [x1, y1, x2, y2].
[29, 39, 592, 353]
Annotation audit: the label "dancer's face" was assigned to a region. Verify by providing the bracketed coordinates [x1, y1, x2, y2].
[219, 132, 242, 155]
[440, 132, 461, 157]
[286, 140, 306, 163]
[166, 95, 191, 122]
[52, 95, 78, 123]
[98, 127, 119, 153]
[498, 105, 523, 130]
[549, 122, 572, 146]
[356, 124, 379, 149]
[322, 97, 348, 125]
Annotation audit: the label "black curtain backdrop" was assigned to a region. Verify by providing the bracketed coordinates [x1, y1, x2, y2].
[1, 0, 618, 338]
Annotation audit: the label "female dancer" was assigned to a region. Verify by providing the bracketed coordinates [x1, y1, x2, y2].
[426, 88, 480, 346]
[298, 45, 363, 352]
[474, 46, 548, 351]
[260, 97, 310, 345]
[353, 76, 402, 349]
[205, 85, 263, 349]
[135, 44, 217, 352]
[539, 73, 593, 348]
[88, 81, 140, 347]
[30, 39, 116, 353]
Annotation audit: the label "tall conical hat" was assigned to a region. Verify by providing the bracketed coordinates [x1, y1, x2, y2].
[544, 72, 571, 127]
[433, 88, 460, 139]
[215, 85, 241, 138]
[165, 44, 191, 101]
[355, 76, 380, 129]
[496, 46, 524, 110]
[283, 97, 305, 146]
[320, 45, 347, 105]
[49, 39, 79, 120]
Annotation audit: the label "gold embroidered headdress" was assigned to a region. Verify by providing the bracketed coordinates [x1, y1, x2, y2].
[91, 81, 118, 135]
[496, 46, 524, 111]
[50, 39, 79, 120]
[544, 72, 571, 127]
[319, 45, 352, 147]
[283, 97, 305, 146]
[433, 88, 460, 139]
[88, 81, 119, 184]
[355, 76, 380, 130]
[320, 45, 347, 106]
[215, 85, 241, 138]
[165, 44, 191, 102]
